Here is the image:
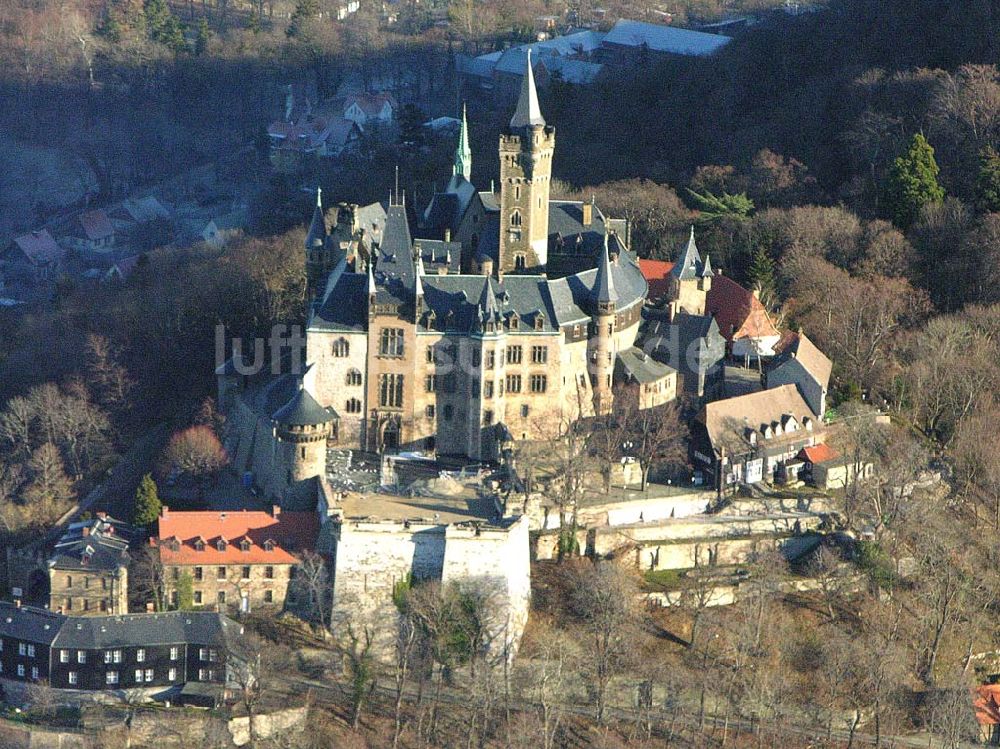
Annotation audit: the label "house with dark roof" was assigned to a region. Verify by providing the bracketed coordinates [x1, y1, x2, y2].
[47, 514, 135, 616]
[640, 309, 726, 399]
[615, 346, 677, 410]
[0, 601, 244, 699]
[597, 19, 731, 64]
[766, 331, 832, 417]
[66, 209, 116, 253]
[693, 384, 822, 489]
[153, 506, 320, 614]
[4, 229, 65, 282]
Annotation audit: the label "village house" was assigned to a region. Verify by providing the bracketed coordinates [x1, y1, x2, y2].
[267, 116, 362, 171]
[0, 601, 243, 699]
[201, 208, 248, 248]
[66, 209, 116, 253]
[48, 514, 133, 616]
[705, 273, 782, 361]
[3, 229, 65, 282]
[153, 507, 319, 614]
[343, 92, 397, 127]
[693, 383, 822, 489]
[614, 346, 678, 410]
[766, 330, 832, 417]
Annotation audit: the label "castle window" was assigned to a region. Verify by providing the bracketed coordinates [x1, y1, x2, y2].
[521, 404, 530, 418]
[345, 398, 362, 414]
[425, 405, 435, 419]
[332, 338, 350, 358]
[378, 374, 404, 408]
[506, 346, 522, 365]
[379, 328, 405, 357]
[346, 369, 363, 386]
[425, 346, 434, 364]
[483, 410, 494, 425]
[531, 346, 548, 364]
[514, 254, 526, 270]
[530, 374, 548, 393]
[514, 185, 521, 200]
[484, 381, 494, 398]
[425, 374, 437, 392]
[510, 211, 521, 227]
[485, 350, 495, 369]
[506, 374, 522, 393]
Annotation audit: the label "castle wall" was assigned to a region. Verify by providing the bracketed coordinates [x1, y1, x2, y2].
[307, 328, 368, 447]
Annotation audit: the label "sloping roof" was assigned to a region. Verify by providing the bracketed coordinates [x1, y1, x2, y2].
[545, 56, 604, 84]
[616, 346, 675, 385]
[671, 227, 706, 281]
[603, 19, 731, 56]
[51, 610, 241, 650]
[592, 236, 618, 304]
[77, 210, 115, 241]
[641, 311, 725, 382]
[50, 515, 133, 572]
[311, 257, 368, 332]
[11, 229, 63, 265]
[208, 208, 248, 233]
[773, 331, 833, 389]
[799, 444, 840, 465]
[456, 53, 500, 79]
[156, 509, 319, 566]
[702, 384, 818, 455]
[0, 603, 64, 645]
[705, 274, 780, 342]
[115, 197, 170, 223]
[272, 384, 335, 426]
[638, 259, 674, 299]
[344, 92, 397, 117]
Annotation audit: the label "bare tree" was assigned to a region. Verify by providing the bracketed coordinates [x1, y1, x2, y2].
[621, 401, 686, 491]
[290, 551, 331, 630]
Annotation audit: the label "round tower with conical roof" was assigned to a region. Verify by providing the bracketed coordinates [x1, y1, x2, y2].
[305, 187, 328, 296]
[589, 235, 618, 415]
[272, 381, 334, 497]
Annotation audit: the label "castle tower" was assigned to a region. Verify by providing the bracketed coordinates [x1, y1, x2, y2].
[454, 103, 472, 182]
[305, 187, 327, 295]
[589, 235, 618, 415]
[498, 50, 554, 275]
[272, 379, 334, 507]
[668, 227, 712, 315]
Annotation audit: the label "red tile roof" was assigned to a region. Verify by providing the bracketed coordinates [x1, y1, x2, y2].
[799, 443, 839, 465]
[12, 229, 63, 265]
[705, 275, 779, 342]
[344, 92, 398, 118]
[78, 210, 115, 241]
[154, 508, 319, 566]
[638, 259, 674, 299]
[977, 685, 1000, 727]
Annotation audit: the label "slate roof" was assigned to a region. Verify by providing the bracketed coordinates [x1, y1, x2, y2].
[545, 56, 604, 84]
[414, 239, 462, 274]
[616, 346, 676, 385]
[113, 197, 170, 224]
[310, 257, 368, 332]
[420, 175, 477, 237]
[50, 516, 133, 573]
[771, 331, 832, 389]
[272, 384, 335, 426]
[510, 49, 545, 128]
[592, 236, 618, 304]
[373, 205, 416, 305]
[603, 19, 731, 56]
[0, 603, 64, 645]
[51, 611, 241, 650]
[640, 311, 725, 385]
[671, 227, 707, 281]
[306, 189, 326, 250]
[11, 229, 63, 265]
[76, 210, 115, 242]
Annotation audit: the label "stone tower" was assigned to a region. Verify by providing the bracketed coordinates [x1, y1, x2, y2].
[498, 50, 554, 275]
[305, 187, 327, 296]
[272, 379, 333, 507]
[589, 235, 618, 415]
[668, 227, 713, 316]
[454, 103, 472, 182]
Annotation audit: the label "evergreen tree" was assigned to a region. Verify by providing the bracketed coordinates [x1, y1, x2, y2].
[686, 188, 754, 222]
[248, 8, 262, 34]
[976, 146, 1000, 213]
[287, 0, 320, 38]
[144, 0, 171, 40]
[175, 571, 194, 611]
[195, 19, 210, 56]
[748, 245, 777, 303]
[884, 133, 945, 228]
[133, 473, 161, 526]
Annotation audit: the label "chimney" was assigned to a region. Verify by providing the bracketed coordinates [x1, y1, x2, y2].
[444, 228, 451, 242]
[272, 504, 281, 517]
[582, 201, 592, 227]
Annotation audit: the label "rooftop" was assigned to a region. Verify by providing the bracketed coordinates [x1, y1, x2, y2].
[334, 486, 498, 525]
[603, 19, 731, 56]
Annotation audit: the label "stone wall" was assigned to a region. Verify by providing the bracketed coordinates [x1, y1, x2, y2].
[307, 328, 368, 446]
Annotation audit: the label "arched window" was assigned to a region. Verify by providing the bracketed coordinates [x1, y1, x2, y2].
[345, 398, 362, 414]
[332, 338, 350, 358]
[346, 369, 363, 386]
[510, 211, 521, 227]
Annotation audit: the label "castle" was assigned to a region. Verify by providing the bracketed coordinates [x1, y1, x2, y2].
[218, 52, 674, 506]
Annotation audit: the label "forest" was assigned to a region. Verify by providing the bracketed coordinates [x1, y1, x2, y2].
[0, 0, 999, 746]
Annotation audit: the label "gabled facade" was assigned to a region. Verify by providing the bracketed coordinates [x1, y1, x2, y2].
[766, 331, 832, 417]
[48, 514, 132, 616]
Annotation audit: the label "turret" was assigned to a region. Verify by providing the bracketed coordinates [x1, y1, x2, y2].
[498, 49, 554, 276]
[272, 379, 334, 492]
[668, 226, 710, 315]
[589, 235, 617, 415]
[305, 187, 326, 251]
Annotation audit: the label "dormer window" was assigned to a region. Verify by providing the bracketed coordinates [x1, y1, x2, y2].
[534, 314, 544, 331]
[239, 538, 251, 552]
[193, 538, 205, 551]
[216, 538, 227, 552]
[746, 429, 757, 446]
[263, 539, 275, 552]
[508, 313, 519, 330]
[762, 425, 773, 439]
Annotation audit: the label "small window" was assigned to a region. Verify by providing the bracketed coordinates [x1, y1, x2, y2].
[265, 565, 274, 579]
[169, 667, 177, 681]
[217, 566, 226, 580]
[241, 566, 251, 580]
[521, 404, 530, 418]
[194, 591, 203, 604]
[216, 539, 227, 552]
[514, 254, 526, 271]
[217, 591, 226, 604]
[135, 669, 143, 682]
[136, 649, 145, 663]
[31, 666, 38, 680]
[60, 650, 69, 663]
[194, 567, 203, 581]
[68, 671, 78, 685]
[425, 405, 435, 418]
[239, 538, 251, 552]
[346, 369, 363, 386]
[484, 410, 494, 426]
[443, 404, 454, 420]
[510, 210, 521, 227]
[264, 590, 274, 604]
[345, 398, 362, 414]
[264, 540, 275, 552]
[106, 671, 118, 685]
[78, 651, 86, 664]
[27, 644, 35, 658]
[170, 647, 179, 661]
[199, 648, 208, 661]
[17, 665, 25, 677]
[332, 338, 350, 357]
[145, 669, 153, 682]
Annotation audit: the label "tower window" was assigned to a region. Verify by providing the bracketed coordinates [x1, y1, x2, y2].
[345, 398, 362, 414]
[514, 186, 521, 201]
[346, 369, 363, 386]
[510, 211, 521, 227]
[379, 328, 405, 357]
[332, 338, 350, 357]
[378, 374, 404, 408]
[514, 254, 526, 270]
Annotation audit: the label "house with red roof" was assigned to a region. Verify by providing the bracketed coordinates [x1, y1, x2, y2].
[705, 274, 781, 361]
[975, 684, 1000, 745]
[637, 258, 674, 303]
[4, 229, 65, 282]
[797, 443, 870, 489]
[67, 209, 116, 253]
[153, 506, 319, 614]
[343, 92, 398, 126]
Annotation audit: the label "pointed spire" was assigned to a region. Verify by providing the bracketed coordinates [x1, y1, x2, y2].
[510, 49, 545, 129]
[453, 103, 472, 181]
[367, 261, 377, 295]
[700, 253, 713, 278]
[414, 255, 425, 297]
[305, 186, 326, 251]
[671, 225, 704, 281]
[479, 277, 500, 318]
[593, 233, 618, 306]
